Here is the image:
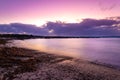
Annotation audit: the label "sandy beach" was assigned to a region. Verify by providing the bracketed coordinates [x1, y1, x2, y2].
[0, 39, 120, 80]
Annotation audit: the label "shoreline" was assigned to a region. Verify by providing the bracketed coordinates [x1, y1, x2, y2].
[0, 47, 120, 80]
[0, 39, 120, 80]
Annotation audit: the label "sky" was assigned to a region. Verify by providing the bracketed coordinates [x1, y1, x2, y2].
[0, 0, 120, 26]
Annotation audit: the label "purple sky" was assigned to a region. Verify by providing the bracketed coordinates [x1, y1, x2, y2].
[0, 0, 120, 26]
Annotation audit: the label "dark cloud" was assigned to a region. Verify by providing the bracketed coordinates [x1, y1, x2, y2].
[45, 18, 120, 36]
[0, 17, 120, 36]
[0, 23, 48, 35]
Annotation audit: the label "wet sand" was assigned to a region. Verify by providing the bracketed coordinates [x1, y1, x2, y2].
[0, 39, 120, 80]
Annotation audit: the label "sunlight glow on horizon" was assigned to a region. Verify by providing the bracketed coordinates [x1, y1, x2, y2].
[33, 19, 82, 26]
[22, 16, 105, 27]
[0, 16, 109, 27]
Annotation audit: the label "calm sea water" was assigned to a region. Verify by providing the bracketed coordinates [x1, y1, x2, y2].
[10, 38, 120, 67]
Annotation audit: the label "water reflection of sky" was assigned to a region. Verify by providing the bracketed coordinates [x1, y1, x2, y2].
[10, 38, 120, 67]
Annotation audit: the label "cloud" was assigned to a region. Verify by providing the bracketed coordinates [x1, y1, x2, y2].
[0, 23, 48, 35]
[0, 17, 120, 36]
[98, 0, 117, 11]
[45, 17, 120, 36]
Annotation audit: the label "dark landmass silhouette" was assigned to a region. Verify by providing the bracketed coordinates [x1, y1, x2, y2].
[0, 34, 120, 39]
